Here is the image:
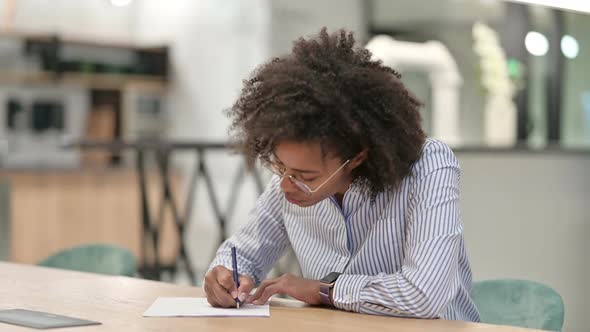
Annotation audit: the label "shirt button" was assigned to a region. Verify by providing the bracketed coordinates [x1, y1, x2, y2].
[344, 294, 351, 301]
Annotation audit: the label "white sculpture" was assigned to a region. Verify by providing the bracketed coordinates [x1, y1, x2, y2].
[472, 22, 518, 147]
[366, 35, 463, 147]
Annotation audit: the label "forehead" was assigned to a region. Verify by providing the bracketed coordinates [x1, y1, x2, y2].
[273, 140, 335, 168]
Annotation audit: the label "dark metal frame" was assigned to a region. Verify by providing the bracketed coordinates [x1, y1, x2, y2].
[70, 140, 265, 284]
[546, 10, 565, 143]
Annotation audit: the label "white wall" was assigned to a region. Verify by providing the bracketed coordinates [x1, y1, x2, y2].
[269, 0, 365, 55]
[9, 0, 135, 42]
[135, 0, 270, 142]
[371, 0, 505, 29]
[458, 152, 590, 332]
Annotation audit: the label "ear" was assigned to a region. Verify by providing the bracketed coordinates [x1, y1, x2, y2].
[349, 149, 368, 169]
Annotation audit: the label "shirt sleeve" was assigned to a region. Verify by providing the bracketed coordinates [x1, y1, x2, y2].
[331, 140, 465, 318]
[207, 176, 290, 285]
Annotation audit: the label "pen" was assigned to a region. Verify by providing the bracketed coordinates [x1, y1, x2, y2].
[231, 246, 241, 308]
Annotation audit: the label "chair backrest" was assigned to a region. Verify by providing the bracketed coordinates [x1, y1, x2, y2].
[472, 279, 564, 331]
[38, 244, 136, 277]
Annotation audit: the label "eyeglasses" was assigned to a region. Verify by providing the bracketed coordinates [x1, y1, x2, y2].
[266, 159, 351, 196]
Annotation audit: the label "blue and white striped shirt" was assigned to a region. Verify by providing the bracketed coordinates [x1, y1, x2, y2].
[210, 139, 480, 321]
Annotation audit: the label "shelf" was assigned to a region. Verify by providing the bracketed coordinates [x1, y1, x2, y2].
[0, 29, 169, 90]
[66, 139, 230, 151]
[0, 70, 167, 91]
[68, 139, 590, 155]
[452, 144, 590, 155]
[0, 30, 165, 52]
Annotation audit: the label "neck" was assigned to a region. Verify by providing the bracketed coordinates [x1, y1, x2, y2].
[333, 176, 353, 208]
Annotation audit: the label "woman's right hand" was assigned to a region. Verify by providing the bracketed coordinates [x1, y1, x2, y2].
[203, 265, 255, 307]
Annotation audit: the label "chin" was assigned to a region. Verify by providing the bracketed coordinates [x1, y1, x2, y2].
[285, 195, 322, 207]
[294, 200, 316, 207]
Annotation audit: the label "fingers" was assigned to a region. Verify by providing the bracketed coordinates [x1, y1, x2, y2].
[216, 268, 238, 297]
[248, 277, 281, 305]
[204, 270, 224, 307]
[204, 281, 223, 307]
[209, 279, 238, 307]
[253, 283, 281, 305]
[203, 265, 239, 308]
[237, 275, 255, 303]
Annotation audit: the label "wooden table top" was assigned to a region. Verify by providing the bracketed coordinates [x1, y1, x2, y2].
[0, 262, 541, 331]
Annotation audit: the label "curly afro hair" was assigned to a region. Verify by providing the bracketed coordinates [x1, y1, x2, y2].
[227, 27, 426, 198]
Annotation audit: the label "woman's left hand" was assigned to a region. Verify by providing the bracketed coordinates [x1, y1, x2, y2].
[247, 273, 322, 305]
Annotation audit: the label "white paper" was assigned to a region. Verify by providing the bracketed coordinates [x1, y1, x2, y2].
[143, 297, 270, 317]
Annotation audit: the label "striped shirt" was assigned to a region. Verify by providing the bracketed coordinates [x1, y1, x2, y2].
[209, 138, 480, 321]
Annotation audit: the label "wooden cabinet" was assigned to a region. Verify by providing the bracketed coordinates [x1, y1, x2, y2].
[1, 169, 181, 265]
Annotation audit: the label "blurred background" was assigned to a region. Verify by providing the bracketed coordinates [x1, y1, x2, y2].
[0, 0, 588, 331]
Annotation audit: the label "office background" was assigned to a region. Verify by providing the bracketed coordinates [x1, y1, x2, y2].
[0, 0, 588, 331]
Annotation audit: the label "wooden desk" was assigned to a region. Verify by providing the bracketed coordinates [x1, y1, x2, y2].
[0, 262, 540, 332]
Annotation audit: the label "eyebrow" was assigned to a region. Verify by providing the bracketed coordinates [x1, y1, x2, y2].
[290, 168, 320, 174]
[274, 158, 321, 174]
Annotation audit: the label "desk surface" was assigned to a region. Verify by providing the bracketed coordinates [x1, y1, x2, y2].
[0, 262, 541, 332]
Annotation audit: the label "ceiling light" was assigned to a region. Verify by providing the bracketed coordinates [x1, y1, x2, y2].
[525, 31, 549, 56]
[110, 0, 133, 7]
[561, 35, 579, 59]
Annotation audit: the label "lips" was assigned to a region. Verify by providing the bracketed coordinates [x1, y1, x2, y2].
[285, 194, 301, 204]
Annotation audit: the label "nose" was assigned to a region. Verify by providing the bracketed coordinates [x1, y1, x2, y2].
[279, 175, 298, 194]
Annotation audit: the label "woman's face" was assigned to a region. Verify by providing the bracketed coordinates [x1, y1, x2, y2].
[271, 140, 354, 207]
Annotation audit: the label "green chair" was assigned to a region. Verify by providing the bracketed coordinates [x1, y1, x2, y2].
[472, 279, 564, 331]
[38, 243, 136, 277]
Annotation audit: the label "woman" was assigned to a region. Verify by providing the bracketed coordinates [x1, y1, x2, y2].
[204, 27, 480, 321]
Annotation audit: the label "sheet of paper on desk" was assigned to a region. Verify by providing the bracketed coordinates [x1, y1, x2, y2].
[143, 297, 270, 317]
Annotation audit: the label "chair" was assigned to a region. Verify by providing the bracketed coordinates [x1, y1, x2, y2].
[472, 279, 564, 331]
[38, 243, 136, 277]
